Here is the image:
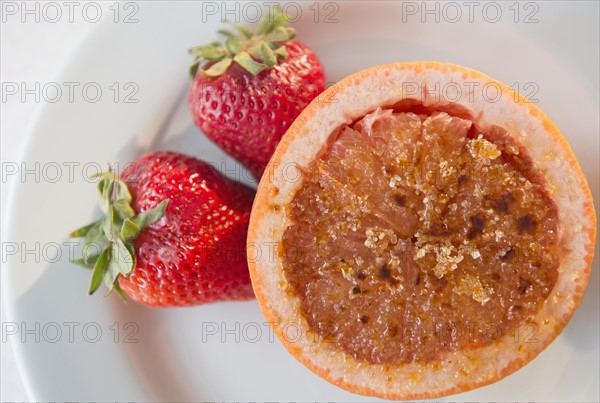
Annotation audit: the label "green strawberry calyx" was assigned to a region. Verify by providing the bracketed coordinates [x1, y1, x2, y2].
[68, 167, 168, 299]
[188, 6, 296, 78]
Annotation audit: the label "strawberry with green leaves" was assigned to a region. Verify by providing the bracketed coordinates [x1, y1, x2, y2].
[70, 151, 255, 307]
[188, 7, 326, 179]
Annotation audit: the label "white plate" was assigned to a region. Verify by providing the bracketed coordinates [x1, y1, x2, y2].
[3, 1, 599, 401]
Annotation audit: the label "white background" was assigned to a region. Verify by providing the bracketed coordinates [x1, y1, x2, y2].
[2, 7, 96, 400]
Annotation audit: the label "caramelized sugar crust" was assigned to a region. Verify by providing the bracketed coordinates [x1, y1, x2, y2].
[281, 108, 559, 365]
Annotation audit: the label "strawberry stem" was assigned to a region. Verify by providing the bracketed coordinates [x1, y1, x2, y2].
[69, 166, 169, 298]
[188, 5, 295, 78]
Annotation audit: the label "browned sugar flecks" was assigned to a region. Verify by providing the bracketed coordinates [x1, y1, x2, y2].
[281, 108, 559, 365]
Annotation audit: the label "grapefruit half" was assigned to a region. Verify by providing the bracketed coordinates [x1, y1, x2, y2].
[247, 62, 596, 400]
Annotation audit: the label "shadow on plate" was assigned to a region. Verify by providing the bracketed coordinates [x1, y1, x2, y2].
[110, 300, 200, 402]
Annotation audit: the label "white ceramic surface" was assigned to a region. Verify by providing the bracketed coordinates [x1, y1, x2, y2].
[3, 1, 598, 401]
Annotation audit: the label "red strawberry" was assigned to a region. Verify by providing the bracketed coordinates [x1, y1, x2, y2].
[188, 6, 326, 179]
[69, 151, 255, 307]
